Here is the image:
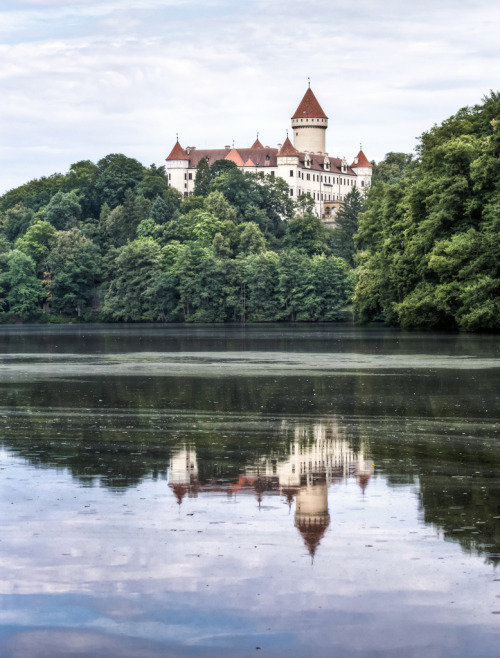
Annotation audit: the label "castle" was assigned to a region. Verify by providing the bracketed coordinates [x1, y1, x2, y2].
[165, 86, 372, 222]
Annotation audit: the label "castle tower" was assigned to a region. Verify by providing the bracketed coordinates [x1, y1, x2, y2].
[165, 140, 190, 196]
[351, 149, 373, 190]
[291, 87, 328, 155]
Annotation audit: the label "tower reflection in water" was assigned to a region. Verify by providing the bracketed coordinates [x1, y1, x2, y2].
[168, 422, 374, 557]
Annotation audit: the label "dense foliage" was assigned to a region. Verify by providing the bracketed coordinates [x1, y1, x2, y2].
[2, 92, 498, 329]
[0, 157, 352, 323]
[354, 92, 500, 330]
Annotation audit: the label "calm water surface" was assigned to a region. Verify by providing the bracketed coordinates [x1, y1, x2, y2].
[0, 324, 499, 657]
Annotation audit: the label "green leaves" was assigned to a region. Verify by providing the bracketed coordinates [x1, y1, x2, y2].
[353, 92, 500, 330]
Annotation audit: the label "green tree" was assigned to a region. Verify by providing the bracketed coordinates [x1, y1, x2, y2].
[353, 91, 500, 330]
[331, 187, 364, 266]
[371, 152, 413, 186]
[2, 250, 45, 320]
[100, 238, 165, 321]
[193, 158, 211, 197]
[284, 211, 329, 255]
[46, 228, 101, 317]
[95, 154, 144, 208]
[15, 220, 56, 273]
[45, 191, 82, 230]
[136, 164, 169, 200]
[62, 160, 100, 219]
[238, 222, 267, 255]
[2, 203, 35, 243]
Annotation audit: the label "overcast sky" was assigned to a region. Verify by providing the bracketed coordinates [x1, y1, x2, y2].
[1, 0, 498, 194]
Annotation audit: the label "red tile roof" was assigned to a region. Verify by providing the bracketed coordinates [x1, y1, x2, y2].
[244, 158, 256, 167]
[166, 141, 189, 160]
[292, 87, 328, 120]
[170, 145, 357, 176]
[251, 138, 264, 149]
[187, 148, 278, 168]
[225, 149, 246, 166]
[351, 150, 372, 168]
[277, 137, 300, 157]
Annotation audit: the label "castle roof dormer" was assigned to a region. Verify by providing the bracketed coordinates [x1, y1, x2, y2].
[277, 137, 299, 157]
[292, 87, 328, 120]
[166, 140, 189, 161]
[351, 150, 372, 168]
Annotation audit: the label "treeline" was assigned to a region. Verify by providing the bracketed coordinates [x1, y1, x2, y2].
[2, 90, 499, 329]
[0, 156, 353, 322]
[354, 91, 500, 331]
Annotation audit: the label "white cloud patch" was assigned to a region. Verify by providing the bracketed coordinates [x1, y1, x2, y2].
[1, 0, 499, 193]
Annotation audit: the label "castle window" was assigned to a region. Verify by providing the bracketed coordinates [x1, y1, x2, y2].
[289, 189, 294, 196]
[184, 173, 187, 180]
[188, 173, 192, 180]
[290, 170, 294, 177]
[270, 171, 275, 177]
[266, 155, 270, 161]
[168, 173, 171, 180]
[361, 180, 365, 187]
[306, 173, 310, 181]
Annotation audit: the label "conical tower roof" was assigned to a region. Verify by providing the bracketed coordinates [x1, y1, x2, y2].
[277, 136, 299, 157]
[251, 138, 264, 149]
[351, 150, 372, 168]
[166, 141, 189, 160]
[292, 87, 328, 120]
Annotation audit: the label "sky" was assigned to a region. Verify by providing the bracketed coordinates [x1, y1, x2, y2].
[0, 0, 499, 195]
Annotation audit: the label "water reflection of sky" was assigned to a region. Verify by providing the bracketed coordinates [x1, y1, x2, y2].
[1, 434, 499, 657]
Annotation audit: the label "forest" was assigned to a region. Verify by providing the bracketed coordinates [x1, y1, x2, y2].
[0, 91, 499, 329]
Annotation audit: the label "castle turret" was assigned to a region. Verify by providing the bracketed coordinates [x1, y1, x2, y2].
[291, 87, 328, 155]
[165, 140, 190, 196]
[276, 136, 300, 194]
[351, 149, 373, 190]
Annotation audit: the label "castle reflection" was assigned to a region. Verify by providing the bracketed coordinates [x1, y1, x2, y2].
[169, 422, 373, 557]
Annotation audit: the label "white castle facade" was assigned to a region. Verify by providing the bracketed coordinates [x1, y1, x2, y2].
[165, 86, 372, 221]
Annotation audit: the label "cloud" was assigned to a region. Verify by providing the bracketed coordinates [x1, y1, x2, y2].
[1, 0, 499, 193]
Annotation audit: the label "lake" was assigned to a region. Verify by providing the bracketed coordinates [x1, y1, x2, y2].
[0, 324, 499, 657]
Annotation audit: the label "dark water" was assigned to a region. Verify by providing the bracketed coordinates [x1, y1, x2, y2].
[0, 324, 499, 657]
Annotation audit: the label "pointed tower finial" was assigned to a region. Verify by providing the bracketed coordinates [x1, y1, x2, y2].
[257, 131, 259, 140]
[286, 129, 289, 138]
[176, 132, 178, 143]
[360, 142, 363, 151]
[307, 76, 310, 88]
[232, 139, 235, 149]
